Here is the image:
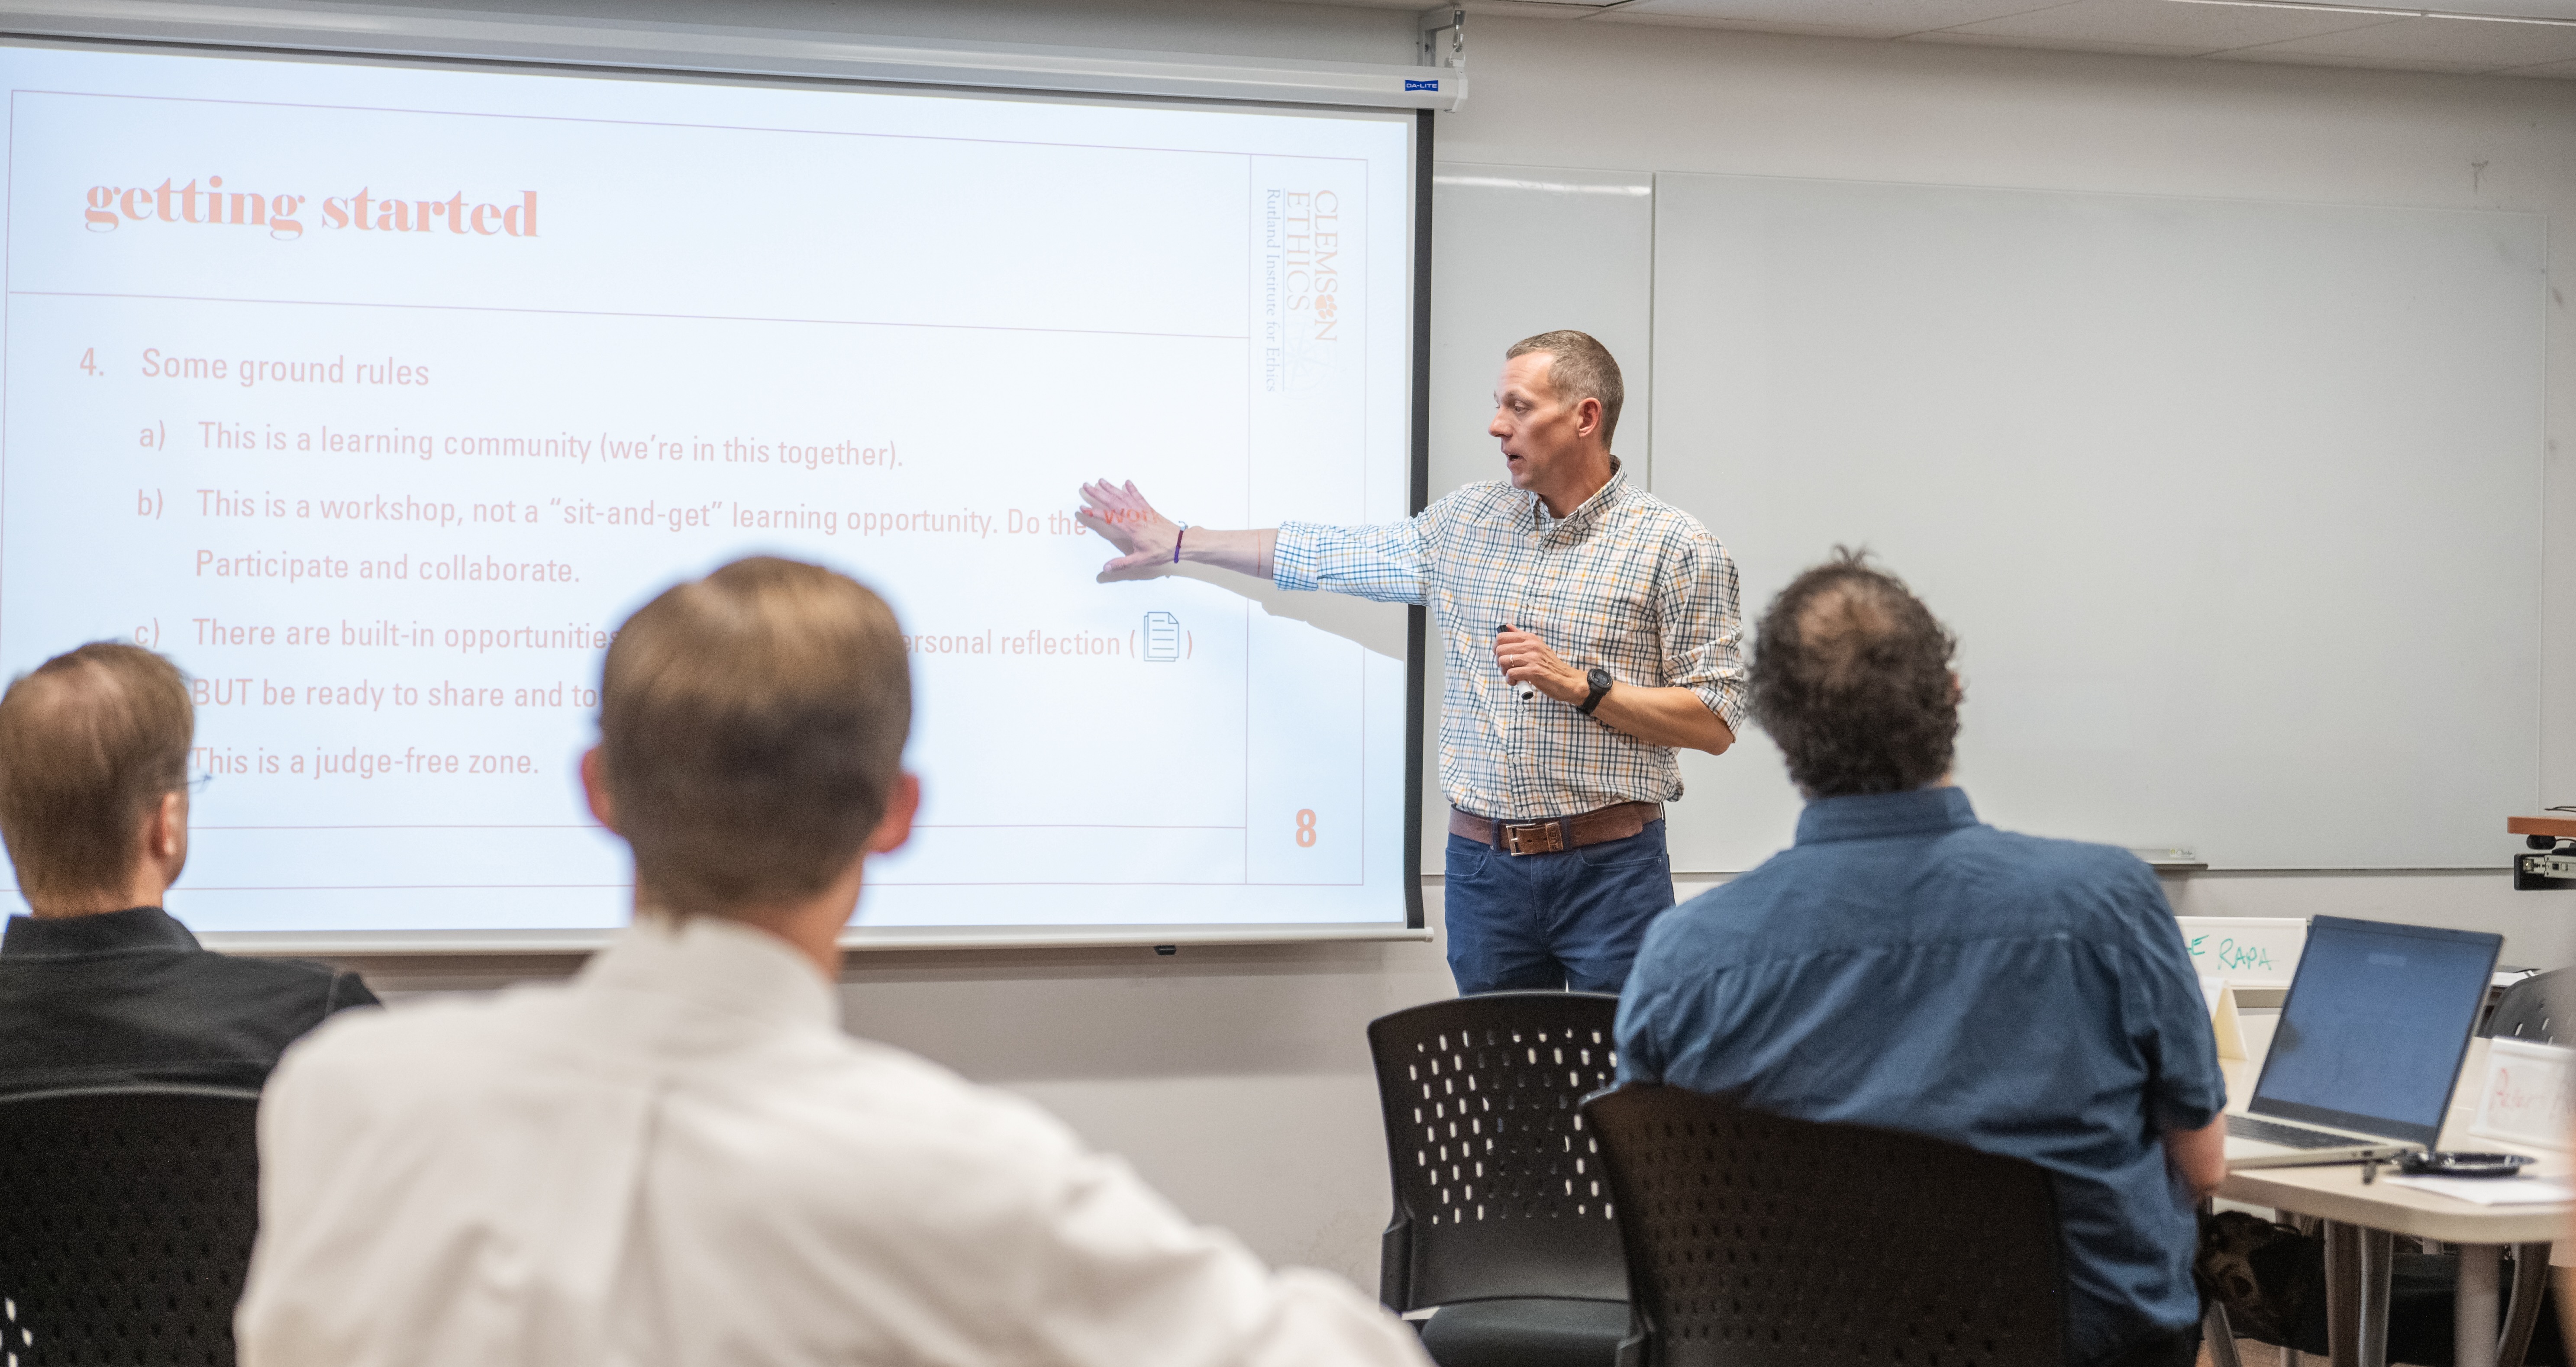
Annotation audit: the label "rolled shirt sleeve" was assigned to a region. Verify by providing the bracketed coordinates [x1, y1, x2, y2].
[1653, 527, 1748, 735]
[1272, 517, 1431, 606]
[2121, 868, 2227, 1134]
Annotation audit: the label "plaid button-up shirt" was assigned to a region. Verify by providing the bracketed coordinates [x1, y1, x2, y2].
[1274, 464, 1745, 822]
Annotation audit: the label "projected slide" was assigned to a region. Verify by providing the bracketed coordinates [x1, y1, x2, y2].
[0, 45, 1416, 938]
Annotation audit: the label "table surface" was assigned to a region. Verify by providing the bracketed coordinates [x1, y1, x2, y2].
[2216, 1040, 2569, 1244]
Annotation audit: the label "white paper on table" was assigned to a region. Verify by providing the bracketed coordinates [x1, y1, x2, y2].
[2380, 1174, 2575, 1206]
[2199, 977, 2248, 1061]
[2469, 1038, 2574, 1152]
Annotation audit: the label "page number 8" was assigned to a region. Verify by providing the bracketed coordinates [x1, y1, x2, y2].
[1294, 809, 1317, 848]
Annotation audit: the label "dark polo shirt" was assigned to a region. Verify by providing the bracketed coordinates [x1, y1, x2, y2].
[0, 906, 376, 1096]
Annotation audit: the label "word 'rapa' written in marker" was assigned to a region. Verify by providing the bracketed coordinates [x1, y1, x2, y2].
[2186, 935, 2276, 974]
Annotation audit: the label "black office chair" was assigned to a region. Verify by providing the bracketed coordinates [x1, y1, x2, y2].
[1367, 993, 1630, 1367]
[2484, 969, 2569, 1045]
[0, 1086, 264, 1367]
[1582, 1084, 2064, 1367]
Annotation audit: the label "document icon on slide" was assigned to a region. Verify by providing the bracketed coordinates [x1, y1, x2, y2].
[1143, 612, 1181, 662]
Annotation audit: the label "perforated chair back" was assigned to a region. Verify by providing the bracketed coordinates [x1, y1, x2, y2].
[0, 1086, 263, 1367]
[1583, 1085, 2064, 1367]
[1365, 991, 1627, 1312]
[2484, 969, 2569, 1045]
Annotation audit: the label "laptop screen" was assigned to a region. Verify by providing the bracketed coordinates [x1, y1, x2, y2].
[2247, 916, 2502, 1146]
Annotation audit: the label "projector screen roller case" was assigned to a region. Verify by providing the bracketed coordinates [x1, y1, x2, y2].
[0, 42, 1422, 945]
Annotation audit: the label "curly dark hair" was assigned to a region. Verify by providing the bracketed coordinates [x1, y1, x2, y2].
[1749, 548, 1959, 798]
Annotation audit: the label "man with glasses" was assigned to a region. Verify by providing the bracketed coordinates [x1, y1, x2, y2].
[0, 642, 375, 1097]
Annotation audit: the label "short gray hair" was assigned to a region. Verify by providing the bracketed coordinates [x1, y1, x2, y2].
[1506, 330, 1624, 448]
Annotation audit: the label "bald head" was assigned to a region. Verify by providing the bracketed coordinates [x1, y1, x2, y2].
[1748, 550, 1959, 798]
[0, 643, 194, 905]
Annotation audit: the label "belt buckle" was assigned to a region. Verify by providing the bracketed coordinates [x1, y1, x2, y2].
[1501, 820, 1563, 856]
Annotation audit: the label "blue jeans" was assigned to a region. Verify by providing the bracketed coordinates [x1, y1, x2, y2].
[1443, 819, 1675, 996]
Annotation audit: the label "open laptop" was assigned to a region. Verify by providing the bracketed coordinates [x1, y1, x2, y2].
[2224, 916, 2502, 1169]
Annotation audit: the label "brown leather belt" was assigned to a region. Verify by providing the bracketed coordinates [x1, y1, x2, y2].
[1450, 801, 1664, 857]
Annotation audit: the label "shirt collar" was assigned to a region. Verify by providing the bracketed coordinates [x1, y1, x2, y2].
[0, 905, 200, 958]
[579, 912, 839, 1034]
[1531, 457, 1629, 538]
[1793, 786, 1980, 845]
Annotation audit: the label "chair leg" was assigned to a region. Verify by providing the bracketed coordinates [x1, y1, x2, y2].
[2360, 1226, 2393, 1367]
[2327, 1222, 2395, 1367]
[2205, 1297, 2246, 1367]
[2496, 1244, 2551, 1367]
[2329, 1222, 2363, 1367]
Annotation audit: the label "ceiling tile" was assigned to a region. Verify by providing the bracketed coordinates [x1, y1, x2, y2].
[1454, 0, 1628, 13]
[1938, 0, 2400, 52]
[2222, 13, 2576, 67]
[2204, 43, 2502, 71]
[1585, 11, 1947, 35]
[1905, 27, 2211, 53]
[1599, 0, 2071, 40]
[2416, 0, 2576, 18]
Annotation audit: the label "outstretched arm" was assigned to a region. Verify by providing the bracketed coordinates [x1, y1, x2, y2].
[1078, 480, 1276, 582]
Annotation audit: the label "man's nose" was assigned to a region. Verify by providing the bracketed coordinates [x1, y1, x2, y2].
[1488, 410, 1510, 438]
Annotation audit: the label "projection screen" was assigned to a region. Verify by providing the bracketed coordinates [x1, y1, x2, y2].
[0, 34, 1428, 950]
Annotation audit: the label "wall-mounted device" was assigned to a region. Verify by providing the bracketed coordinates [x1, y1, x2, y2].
[2508, 814, 2576, 892]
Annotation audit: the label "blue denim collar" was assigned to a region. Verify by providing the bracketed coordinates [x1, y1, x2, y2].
[1793, 787, 1979, 845]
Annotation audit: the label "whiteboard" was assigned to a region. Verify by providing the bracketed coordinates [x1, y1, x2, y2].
[1650, 173, 2544, 871]
[1420, 163, 1653, 868]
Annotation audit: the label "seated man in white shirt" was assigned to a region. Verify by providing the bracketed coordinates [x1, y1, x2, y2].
[236, 556, 1428, 1367]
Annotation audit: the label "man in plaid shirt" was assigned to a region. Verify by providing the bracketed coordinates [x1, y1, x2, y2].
[1079, 331, 1743, 995]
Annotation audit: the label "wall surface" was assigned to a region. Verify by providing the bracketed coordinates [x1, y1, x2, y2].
[319, 0, 2576, 1295]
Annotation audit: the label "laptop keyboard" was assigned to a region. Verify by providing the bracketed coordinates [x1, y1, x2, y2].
[2227, 1115, 2371, 1150]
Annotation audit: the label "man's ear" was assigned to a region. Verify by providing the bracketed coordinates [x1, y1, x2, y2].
[867, 773, 921, 855]
[1575, 395, 1604, 442]
[580, 748, 622, 835]
[149, 789, 186, 860]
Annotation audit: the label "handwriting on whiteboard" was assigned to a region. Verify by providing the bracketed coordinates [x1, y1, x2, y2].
[2187, 936, 2277, 974]
[2174, 918, 2305, 985]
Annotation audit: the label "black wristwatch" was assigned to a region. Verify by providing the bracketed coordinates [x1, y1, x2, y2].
[1578, 665, 1614, 715]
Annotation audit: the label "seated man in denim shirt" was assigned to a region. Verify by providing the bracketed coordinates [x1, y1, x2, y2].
[1615, 550, 2225, 1367]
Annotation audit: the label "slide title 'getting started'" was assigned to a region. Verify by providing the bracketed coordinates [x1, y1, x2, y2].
[81, 177, 539, 242]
